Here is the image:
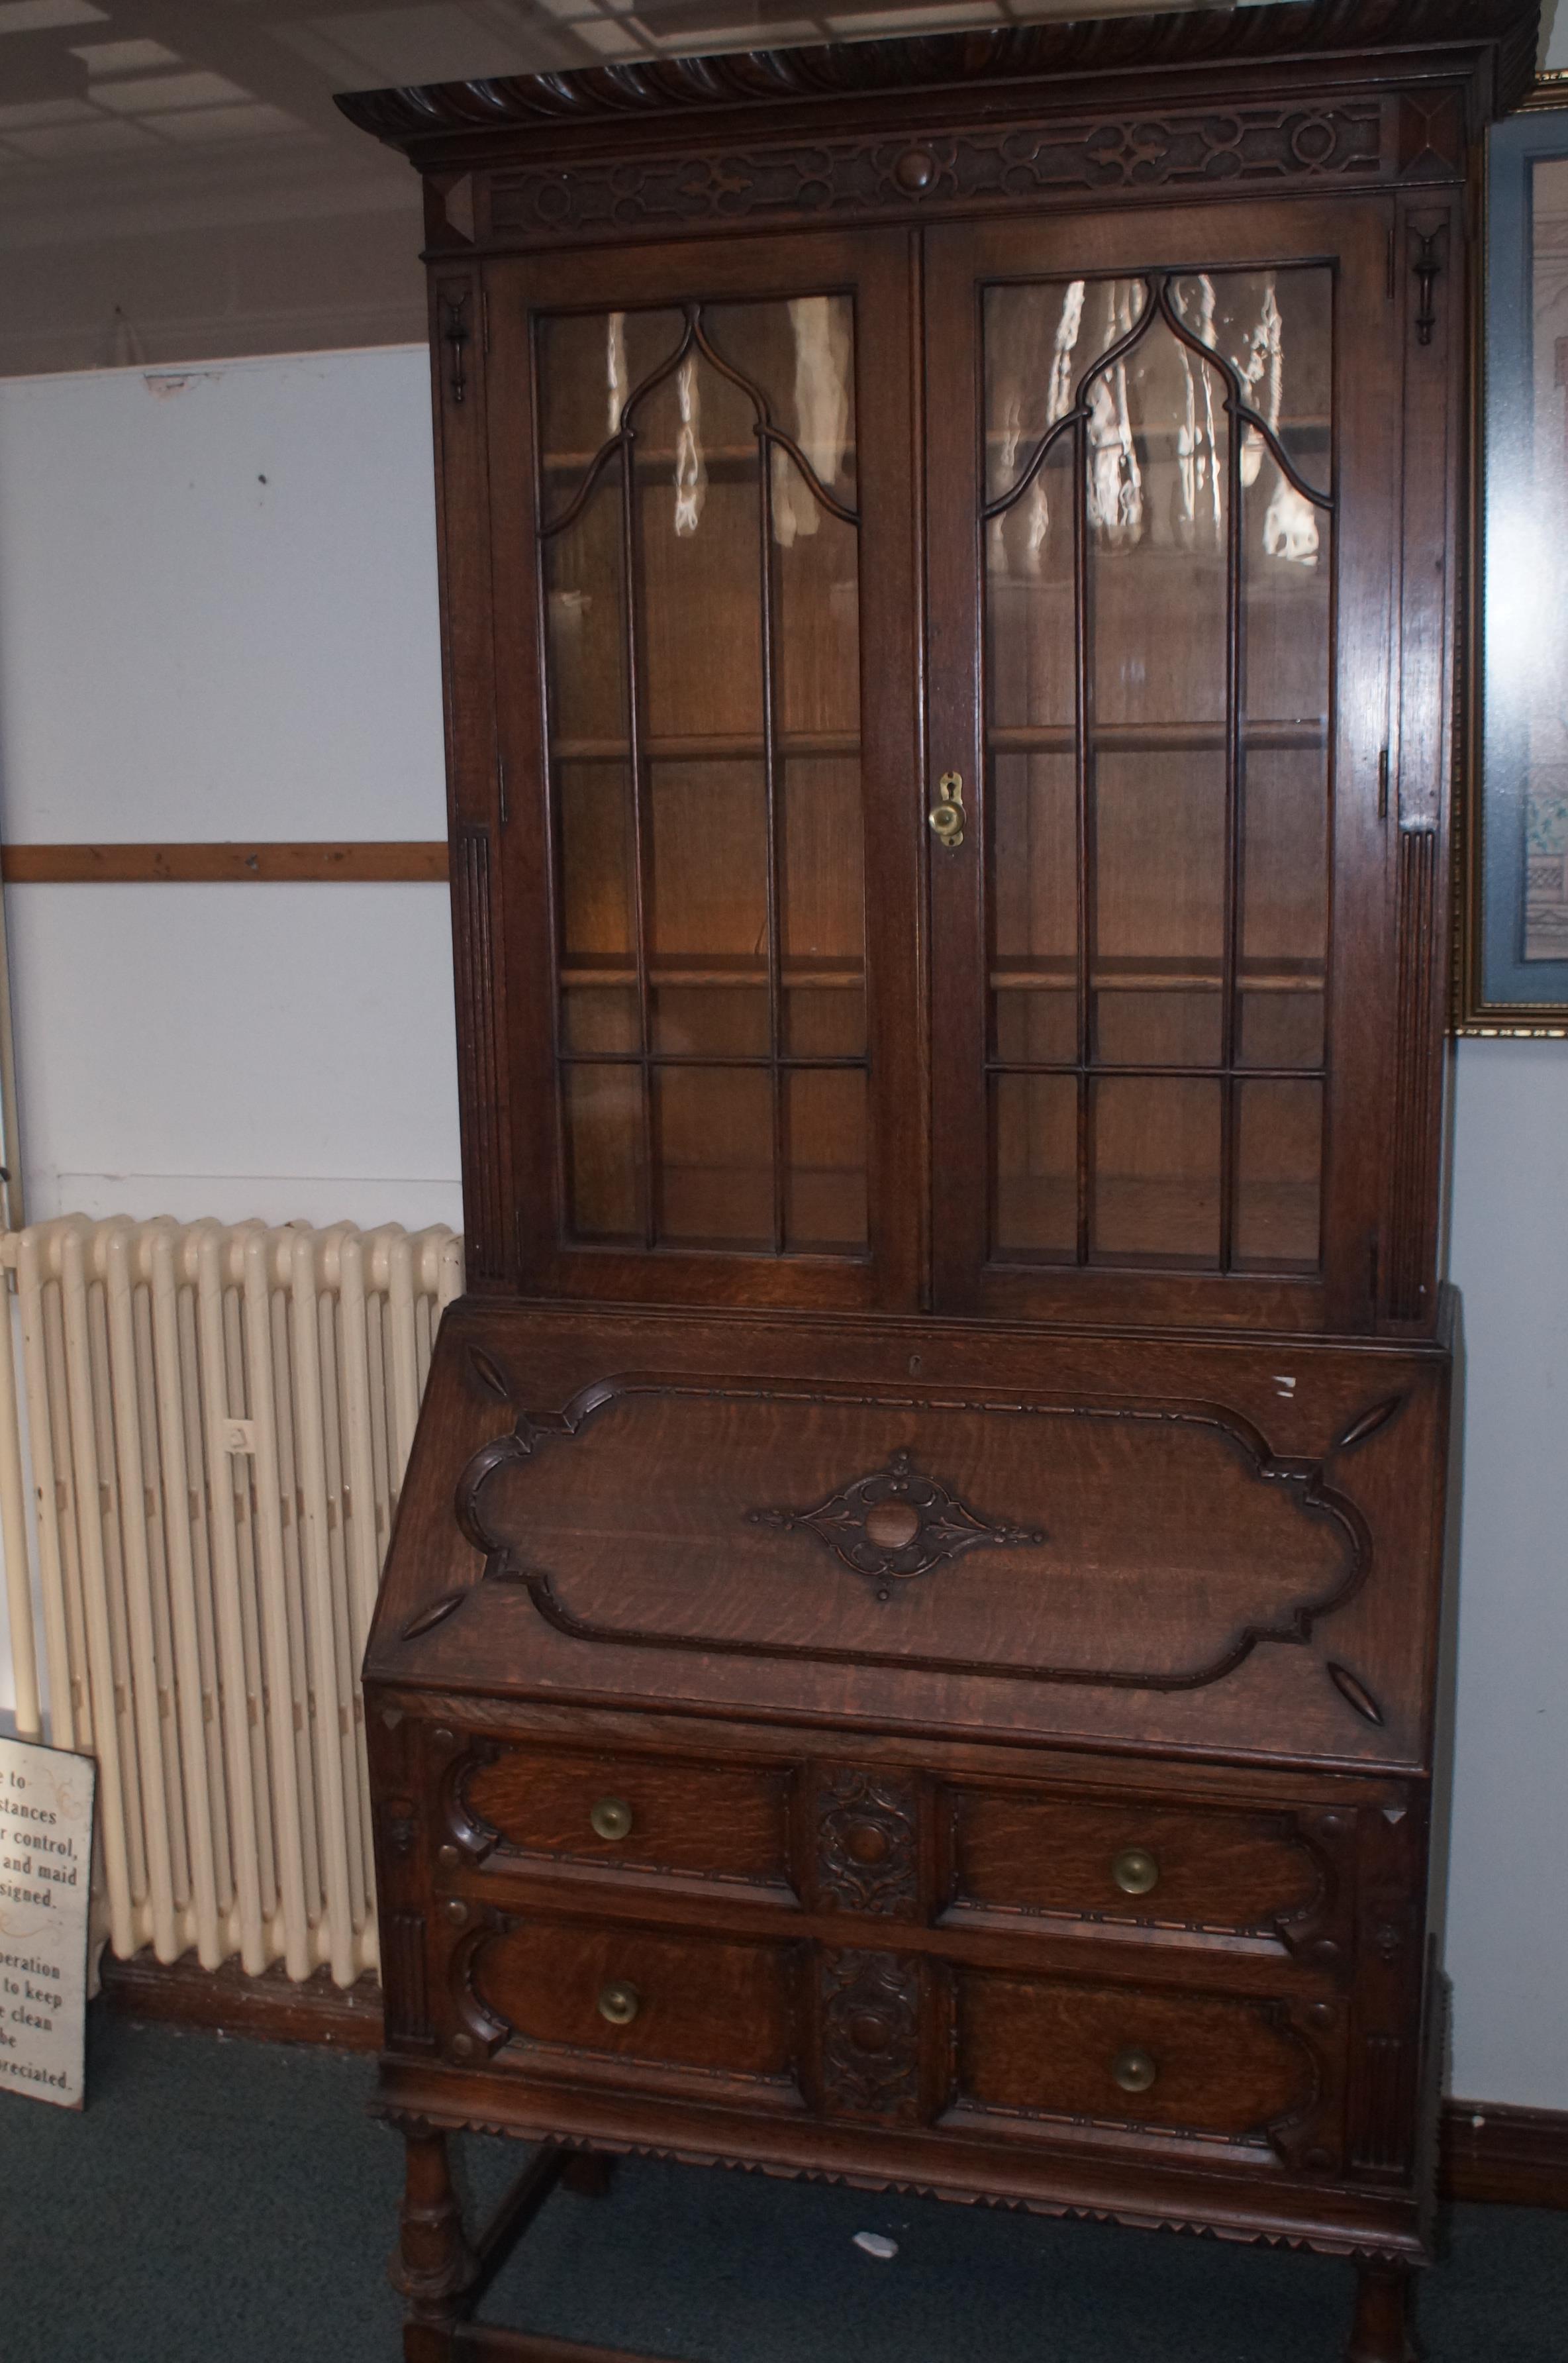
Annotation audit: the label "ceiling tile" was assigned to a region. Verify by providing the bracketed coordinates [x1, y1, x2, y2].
[4, 116, 148, 156]
[142, 103, 311, 144]
[72, 40, 186, 77]
[0, 0, 105, 32]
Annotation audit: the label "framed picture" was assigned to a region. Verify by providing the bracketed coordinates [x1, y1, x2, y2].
[1460, 78, 1568, 1034]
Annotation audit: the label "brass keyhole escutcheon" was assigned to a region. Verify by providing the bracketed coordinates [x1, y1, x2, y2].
[1111, 2045, 1157, 2095]
[590, 1795, 633, 1842]
[1111, 1846, 1160, 1897]
[928, 770, 964, 849]
[597, 1979, 641, 2027]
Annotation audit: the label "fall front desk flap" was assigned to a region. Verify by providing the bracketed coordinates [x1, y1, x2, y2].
[368, 1304, 1449, 1771]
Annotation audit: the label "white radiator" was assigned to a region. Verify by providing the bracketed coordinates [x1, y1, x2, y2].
[0, 1217, 463, 1987]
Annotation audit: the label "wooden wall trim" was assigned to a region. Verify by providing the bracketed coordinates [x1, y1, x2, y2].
[98, 1948, 1568, 2206]
[1442, 2098, 1568, 2209]
[101, 1946, 384, 2050]
[1, 842, 449, 885]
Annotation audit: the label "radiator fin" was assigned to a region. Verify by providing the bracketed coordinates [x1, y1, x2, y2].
[0, 1217, 463, 1987]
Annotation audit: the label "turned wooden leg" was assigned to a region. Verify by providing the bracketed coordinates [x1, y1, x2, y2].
[558, 2148, 616, 2199]
[1345, 2262, 1415, 2363]
[391, 2125, 478, 2353]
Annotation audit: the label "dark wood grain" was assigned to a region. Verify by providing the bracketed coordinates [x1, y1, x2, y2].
[341, 5, 1524, 2356]
[463, 1744, 794, 1889]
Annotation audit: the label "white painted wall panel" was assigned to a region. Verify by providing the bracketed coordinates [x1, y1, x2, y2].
[4, 881, 461, 1231]
[1445, 1038, 1568, 2108]
[0, 348, 445, 845]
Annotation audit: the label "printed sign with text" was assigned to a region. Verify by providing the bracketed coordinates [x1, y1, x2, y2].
[0, 1733, 95, 2110]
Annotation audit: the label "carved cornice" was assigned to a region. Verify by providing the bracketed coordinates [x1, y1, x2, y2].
[336, 3, 1538, 158]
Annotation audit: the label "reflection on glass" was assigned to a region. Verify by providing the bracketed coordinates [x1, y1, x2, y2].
[655, 1067, 773, 1249]
[1091, 1078, 1222, 1267]
[992, 1074, 1077, 1261]
[981, 266, 1333, 1277]
[1235, 1079, 1322, 1272]
[784, 1069, 867, 1252]
[538, 297, 867, 1258]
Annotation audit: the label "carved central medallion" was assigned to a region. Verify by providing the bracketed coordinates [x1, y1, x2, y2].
[745, 1447, 1045, 1597]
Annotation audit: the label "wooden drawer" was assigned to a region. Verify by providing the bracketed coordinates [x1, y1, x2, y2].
[468, 1910, 805, 2103]
[943, 1785, 1340, 1952]
[456, 1740, 795, 1893]
[950, 1964, 1340, 2162]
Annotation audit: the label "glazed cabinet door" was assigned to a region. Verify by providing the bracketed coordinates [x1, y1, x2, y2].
[926, 201, 1401, 1332]
[479, 231, 922, 1311]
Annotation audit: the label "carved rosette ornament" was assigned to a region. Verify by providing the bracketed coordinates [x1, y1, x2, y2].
[819, 1949, 922, 2122]
[814, 1770, 920, 1917]
[746, 1447, 1045, 1599]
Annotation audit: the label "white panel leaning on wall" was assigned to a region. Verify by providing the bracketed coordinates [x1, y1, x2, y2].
[0, 1216, 464, 1991]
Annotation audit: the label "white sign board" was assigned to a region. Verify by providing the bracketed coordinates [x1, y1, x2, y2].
[0, 1734, 95, 2110]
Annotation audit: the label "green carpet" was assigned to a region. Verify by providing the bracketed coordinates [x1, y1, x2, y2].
[0, 2010, 1563, 2362]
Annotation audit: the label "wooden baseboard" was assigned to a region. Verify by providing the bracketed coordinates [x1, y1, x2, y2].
[1440, 2099, 1568, 2209]
[101, 1947, 383, 2050]
[99, 1952, 1568, 2209]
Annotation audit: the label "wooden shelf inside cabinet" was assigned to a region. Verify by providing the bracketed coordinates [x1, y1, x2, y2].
[987, 721, 1326, 754]
[560, 957, 864, 989]
[552, 734, 861, 762]
[989, 966, 1326, 993]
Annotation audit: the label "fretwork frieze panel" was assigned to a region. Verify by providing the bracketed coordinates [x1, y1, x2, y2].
[484, 99, 1459, 246]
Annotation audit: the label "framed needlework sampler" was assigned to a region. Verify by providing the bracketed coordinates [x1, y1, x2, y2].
[1462, 75, 1568, 1033]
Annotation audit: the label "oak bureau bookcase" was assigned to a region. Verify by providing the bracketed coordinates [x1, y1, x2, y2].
[339, 6, 1536, 2357]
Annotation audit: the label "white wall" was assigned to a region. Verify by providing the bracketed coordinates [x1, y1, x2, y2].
[0, 348, 460, 1230]
[0, 348, 1564, 2108]
[1445, 1040, 1568, 2107]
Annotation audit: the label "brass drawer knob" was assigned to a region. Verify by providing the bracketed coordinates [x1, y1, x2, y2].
[1111, 1846, 1160, 1897]
[1111, 2045, 1157, 2095]
[590, 1795, 634, 1842]
[597, 1979, 641, 2027]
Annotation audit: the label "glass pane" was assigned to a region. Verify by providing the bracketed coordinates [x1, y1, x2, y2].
[990, 749, 1075, 1058]
[785, 986, 864, 1059]
[1093, 752, 1225, 1065]
[536, 295, 869, 1266]
[784, 1069, 866, 1252]
[991, 1074, 1077, 1262]
[652, 986, 769, 1059]
[1240, 746, 1328, 1070]
[648, 756, 767, 1055]
[979, 263, 1334, 1282]
[1235, 1079, 1322, 1272]
[562, 987, 638, 1056]
[993, 989, 1075, 1065]
[557, 759, 636, 970]
[654, 1068, 773, 1250]
[564, 1066, 644, 1243]
[783, 752, 865, 1053]
[776, 482, 861, 740]
[541, 479, 628, 748]
[1091, 1078, 1221, 1267]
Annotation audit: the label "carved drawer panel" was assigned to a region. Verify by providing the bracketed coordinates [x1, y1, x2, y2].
[467, 1911, 805, 2101]
[944, 1786, 1349, 1959]
[950, 1966, 1341, 2167]
[454, 1741, 795, 1892]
